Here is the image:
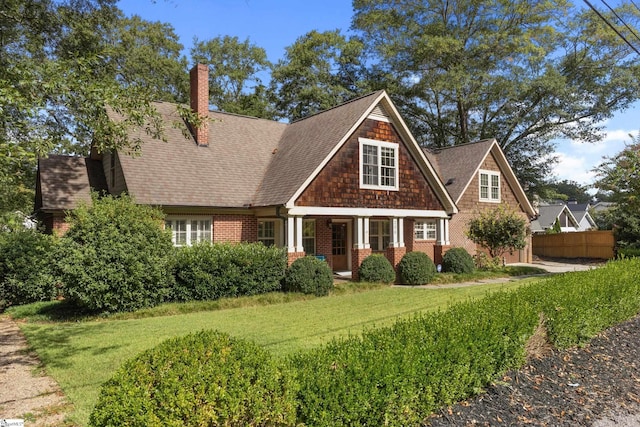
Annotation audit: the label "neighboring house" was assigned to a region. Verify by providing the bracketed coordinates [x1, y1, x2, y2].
[592, 201, 615, 213]
[566, 202, 597, 231]
[531, 204, 580, 234]
[424, 140, 536, 263]
[35, 64, 534, 278]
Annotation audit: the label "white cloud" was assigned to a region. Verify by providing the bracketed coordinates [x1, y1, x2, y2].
[551, 152, 597, 184]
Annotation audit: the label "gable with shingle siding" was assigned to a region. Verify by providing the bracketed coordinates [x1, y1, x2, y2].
[296, 118, 444, 211]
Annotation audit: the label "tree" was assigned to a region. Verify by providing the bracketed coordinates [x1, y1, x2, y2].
[1, 2, 191, 219]
[544, 179, 592, 204]
[190, 35, 274, 118]
[467, 204, 528, 258]
[593, 137, 640, 248]
[352, 0, 640, 195]
[270, 30, 366, 121]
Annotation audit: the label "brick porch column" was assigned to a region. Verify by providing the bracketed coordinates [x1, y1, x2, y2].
[433, 245, 450, 265]
[351, 247, 372, 281]
[287, 251, 306, 266]
[385, 246, 407, 271]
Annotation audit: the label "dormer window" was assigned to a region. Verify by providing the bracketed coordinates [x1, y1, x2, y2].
[479, 170, 500, 202]
[359, 138, 399, 191]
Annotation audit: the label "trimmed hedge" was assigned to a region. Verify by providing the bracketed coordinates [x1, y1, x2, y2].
[90, 330, 298, 427]
[442, 247, 475, 274]
[92, 259, 640, 426]
[58, 194, 175, 313]
[397, 251, 436, 285]
[283, 256, 333, 296]
[172, 242, 287, 302]
[289, 258, 640, 425]
[358, 254, 396, 283]
[0, 230, 59, 311]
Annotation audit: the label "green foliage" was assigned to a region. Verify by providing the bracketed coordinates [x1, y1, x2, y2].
[397, 251, 436, 285]
[472, 252, 502, 271]
[58, 194, 175, 313]
[290, 258, 640, 425]
[172, 242, 287, 302]
[270, 30, 366, 121]
[358, 253, 396, 284]
[0, 231, 59, 311]
[283, 256, 333, 296]
[352, 0, 640, 195]
[191, 35, 274, 118]
[467, 204, 528, 258]
[594, 141, 640, 248]
[442, 247, 475, 274]
[90, 330, 298, 427]
[619, 247, 640, 258]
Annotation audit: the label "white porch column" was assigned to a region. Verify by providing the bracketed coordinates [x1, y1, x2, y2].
[295, 216, 304, 252]
[437, 218, 450, 245]
[389, 217, 405, 248]
[364, 217, 370, 249]
[354, 217, 364, 249]
[287, 216, 296, 253]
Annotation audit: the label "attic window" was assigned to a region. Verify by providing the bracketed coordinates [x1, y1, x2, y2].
[359, 138, 399, 191]
[479, 170, 500, 202]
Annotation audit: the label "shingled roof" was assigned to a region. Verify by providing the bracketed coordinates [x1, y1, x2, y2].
[110, 102, 287, 207]
[424, 139, 536, 217]
[35, 155, 107, 211]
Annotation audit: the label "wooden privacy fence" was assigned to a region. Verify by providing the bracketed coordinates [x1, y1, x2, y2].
[532, 230, 615, 259]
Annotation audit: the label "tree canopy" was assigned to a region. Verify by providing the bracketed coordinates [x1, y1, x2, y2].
[352, 0, 640, 195]
[593, 136, 640, 248]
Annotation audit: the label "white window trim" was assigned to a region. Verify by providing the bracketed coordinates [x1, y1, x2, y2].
[165, 216, 212, 247]
[414, 220, 437, 241]
[369, 219, 390, 252]
[258, 219, 278, 247]
[479, 169, 501, 203]
[302, 219, 316, 255]
[359, 138, 399, 191]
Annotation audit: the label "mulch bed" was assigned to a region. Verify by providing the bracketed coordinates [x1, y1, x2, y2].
[427, 314, 640, 426]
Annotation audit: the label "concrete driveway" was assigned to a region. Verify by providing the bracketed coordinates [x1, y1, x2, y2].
[511, 258, 606, 274]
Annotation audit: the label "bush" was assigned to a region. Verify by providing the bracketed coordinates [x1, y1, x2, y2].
[283, 256, 333, 296]
[473, 252, 501, 271]
[90, 330, 298, 427]
[0, 231, 59, 311]
[358, 254, 396, 283]
[172, 242, 287, 301]
[397, 251, 436, 285]
[618, 247, 640, 258]
[442, 247, 475, 274]
[290, 258, 640, 426]
[58, 194, 175, 313]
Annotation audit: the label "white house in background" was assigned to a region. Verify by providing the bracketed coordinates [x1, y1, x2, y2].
[566, 202, 597, 231]
[531, 204, 580, 233]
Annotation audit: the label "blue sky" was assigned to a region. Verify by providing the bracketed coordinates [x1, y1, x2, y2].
[117, 0, 639, 189]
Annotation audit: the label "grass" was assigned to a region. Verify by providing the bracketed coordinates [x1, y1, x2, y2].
[7, 269, 544, 426]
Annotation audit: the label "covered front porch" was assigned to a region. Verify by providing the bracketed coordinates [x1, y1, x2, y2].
[276, 207, 451, 280]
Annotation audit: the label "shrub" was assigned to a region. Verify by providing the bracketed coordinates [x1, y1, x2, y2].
[466, 204, 527, 258]
[0, 231, 59, 311]
[172, 242, 287, 301]
[283, 256, 333, 296]
[90, 330, 298, 427]
[618, 247, 640, 258]
[473, 252, 501, 271]
[58, 194, 175, 313]
[290, 258, 640, 426]
[397, 251, 436, 285]
[358, 254, 396, 283]
[442, 247, 475, 274]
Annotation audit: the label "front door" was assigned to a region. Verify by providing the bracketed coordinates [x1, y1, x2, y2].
[332, 223, 348, 271]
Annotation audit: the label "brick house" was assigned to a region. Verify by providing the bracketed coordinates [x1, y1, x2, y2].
[424, 140, 536, 263]
[36, 64, 534, 277]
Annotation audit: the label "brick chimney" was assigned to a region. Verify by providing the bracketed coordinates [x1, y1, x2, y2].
[189, 63, 209, 146]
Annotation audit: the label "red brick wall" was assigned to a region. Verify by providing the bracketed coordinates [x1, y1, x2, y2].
[296, 119, 444, 211]
[385, 246, 407, 270]
[452, 151, 532, 263]
[287, 251, 306, 266]
[351, 248, 372, 281]
[213, 214, 257, 243]
[314, 218, 333, 270]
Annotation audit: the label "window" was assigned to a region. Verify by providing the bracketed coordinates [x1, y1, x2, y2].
[165, 217, 211, 246]
[370, 220, 390, 252]
[258, 220, 276, 246]
[359, 138, 399, 190]
[414, 220, 437, 240]
[302, 219, 315, 255]
[479, 170, 500, 202]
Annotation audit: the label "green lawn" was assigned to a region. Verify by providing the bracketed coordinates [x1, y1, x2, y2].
[15, 281, 530, 426]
